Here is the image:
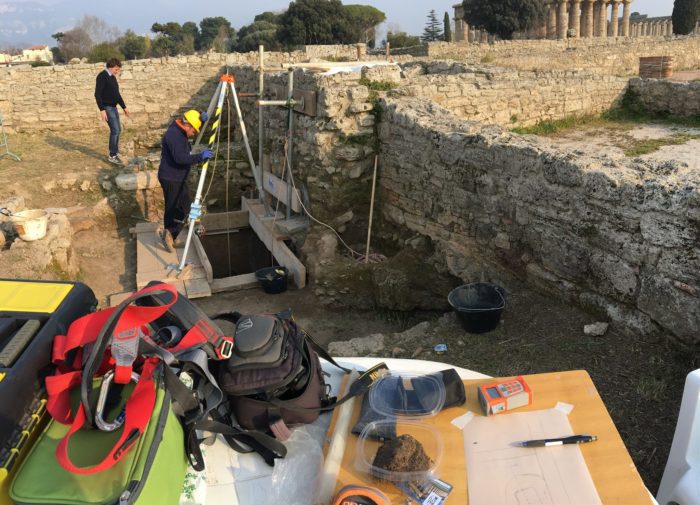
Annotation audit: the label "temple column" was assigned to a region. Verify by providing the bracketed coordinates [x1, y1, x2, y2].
[583, 0, 595, 37]
[480, 30, 488, 43]
[570, 0, 582, 37]
[455, 19, 462, 41]
[462, 21, 469, 42]
[597, 0, 609, 37]
[557, 0, 568, 39]
[621, 0, 632, 36]
[609, 0, 620, 37]
[547, 1, 558, 39]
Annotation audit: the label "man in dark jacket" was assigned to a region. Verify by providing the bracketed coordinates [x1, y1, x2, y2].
[158, 109, 213, 251]
[94, 58, 129, 164]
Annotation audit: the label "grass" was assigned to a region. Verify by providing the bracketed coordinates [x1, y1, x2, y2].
[359, 77, 398, 92]
[620, 133, 700, 156]
[511, 114, 624, 135]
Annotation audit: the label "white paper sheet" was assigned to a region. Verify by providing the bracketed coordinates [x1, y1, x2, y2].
[463, 409, 602, 505]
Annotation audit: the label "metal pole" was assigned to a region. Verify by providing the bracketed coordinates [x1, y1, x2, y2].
[178, 79, 228, 272]
[286, 68, 294, 220]
[194, 80, 223, 149]
[229, 79, 272, 215]
[258, 45, 265, 214]
[364, 156, 378, 264]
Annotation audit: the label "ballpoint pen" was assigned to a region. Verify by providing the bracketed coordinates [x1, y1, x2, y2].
[517, 434, 598, 447]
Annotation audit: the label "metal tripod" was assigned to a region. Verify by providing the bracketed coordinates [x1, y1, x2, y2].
[0, 112, 20, 162]
[175, 73, 271, 274]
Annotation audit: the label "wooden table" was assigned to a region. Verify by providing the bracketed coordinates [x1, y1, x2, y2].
[327, 370, 651, 504]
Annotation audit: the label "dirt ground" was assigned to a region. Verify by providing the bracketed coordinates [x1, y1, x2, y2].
[0, 129, 697, 494]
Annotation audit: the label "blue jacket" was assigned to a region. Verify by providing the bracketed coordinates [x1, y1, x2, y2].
[158, 121, 205, 182]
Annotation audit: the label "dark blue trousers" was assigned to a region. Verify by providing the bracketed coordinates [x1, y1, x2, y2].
[104, 106, 121, 157]
[159, 178, 191, 239]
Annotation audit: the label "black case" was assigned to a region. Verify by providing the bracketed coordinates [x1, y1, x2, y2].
[0, 280, 97, 466]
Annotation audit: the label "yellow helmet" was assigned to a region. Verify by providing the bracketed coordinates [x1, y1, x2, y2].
[183, 109, 202, 133]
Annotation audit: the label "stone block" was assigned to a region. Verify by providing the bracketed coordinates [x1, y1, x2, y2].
[640, 213, 696, 248]
[638, 273, 700, 344]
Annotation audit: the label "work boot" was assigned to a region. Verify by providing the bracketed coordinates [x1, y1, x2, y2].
[160, 229, 174, 252]
[173, 233, 187, 248]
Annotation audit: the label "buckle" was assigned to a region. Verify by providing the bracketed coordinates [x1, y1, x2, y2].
[216, 338, 233, 360]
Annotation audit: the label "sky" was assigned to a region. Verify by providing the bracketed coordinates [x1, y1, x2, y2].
[0, 0, 676, 45]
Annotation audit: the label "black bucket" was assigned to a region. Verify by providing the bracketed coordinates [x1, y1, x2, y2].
[255, 266, 289, 294]
[448, 283, 506, 334]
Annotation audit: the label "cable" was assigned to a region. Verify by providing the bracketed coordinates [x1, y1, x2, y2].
[283, 142, 364, 259]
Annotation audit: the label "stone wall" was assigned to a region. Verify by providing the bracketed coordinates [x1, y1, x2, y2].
[397, 62, 628, 126]
[377, 97, 700, 344]
[0, 46, 379, 133]
[393, 37, 700, 75]
[627, 77, 700, 117]
[303, 43, 367, 60]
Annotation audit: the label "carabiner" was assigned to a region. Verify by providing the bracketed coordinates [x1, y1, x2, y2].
[95, 370, 140, 432]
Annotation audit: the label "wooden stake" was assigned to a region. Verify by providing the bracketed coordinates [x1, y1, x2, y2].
[365, 156, 378, 264]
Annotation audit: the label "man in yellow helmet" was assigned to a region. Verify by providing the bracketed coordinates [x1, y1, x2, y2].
[157, 109, 213, 251]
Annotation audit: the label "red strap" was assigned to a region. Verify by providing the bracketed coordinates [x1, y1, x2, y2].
[52, 283, 179, 366]
[55, 359, 159, 475]
[45, 371, 82, 424]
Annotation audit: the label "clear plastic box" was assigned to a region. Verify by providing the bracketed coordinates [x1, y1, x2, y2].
[368, 371, 446, 418]
[355, 420, 443, 482]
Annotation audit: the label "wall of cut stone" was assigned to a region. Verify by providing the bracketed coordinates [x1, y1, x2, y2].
[0, 47, 380, 133]
[377, 97, 700, 344]
[393, 37, 700, 75]
[627, 78, 700, 117]
[303, 44, 367, 60]
[396, 62, 628, 126]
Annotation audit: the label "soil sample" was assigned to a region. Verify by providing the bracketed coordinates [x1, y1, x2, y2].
[372, 434, 432, 476]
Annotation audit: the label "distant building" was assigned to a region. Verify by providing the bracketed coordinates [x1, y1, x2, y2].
[20, 45, 53, 64]
[0, 54, 11, 65]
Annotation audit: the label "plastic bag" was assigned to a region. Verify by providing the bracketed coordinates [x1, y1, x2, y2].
[267, 424, 325, 505]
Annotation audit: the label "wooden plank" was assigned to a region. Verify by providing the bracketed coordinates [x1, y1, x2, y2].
[192, 234, 213, 283]
[332, 370, 650, 505]
[136, 229, 178, 275]
[202, 211, 249, 231]
[243, 197, 306, 289]
[184, 277, 211, 299]
[108, 291, 134, 307]
[132, 222, 159, 234]
[210, 273, 259, 293]
[136, 266, 207, 289]
[262, 170, 302, 213]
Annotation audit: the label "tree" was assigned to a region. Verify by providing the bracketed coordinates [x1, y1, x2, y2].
[672, 0, 700, 34]
[50, 46, 65, 64]
[235, 20, 282, 52]
[116, 30, 148, 60]
[461, 0, 545, 40]
[182, 22, 200, 50]
[255, 11, 283, 24]
[75, 15, 121, 44]
[421, 9, 444, 42]
[88, 42, 124, 63]
[386, 31, 420, 48]
[199, 17, 234, 51]
[278, 0, 356, 47]
[59, 27, 93, 60]
[444, 12, 452, 41]
[344, 5, 386, 46]
[151, 22, 196, 55]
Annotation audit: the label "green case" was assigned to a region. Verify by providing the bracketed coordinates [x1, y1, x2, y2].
[9, 374, 187, 505]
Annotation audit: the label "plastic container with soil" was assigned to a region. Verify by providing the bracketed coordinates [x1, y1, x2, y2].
[368, 372, 446, 418]
[448, 282, 505, 334]
[255, 266, 289, 294]
[356, 420, 443, 483]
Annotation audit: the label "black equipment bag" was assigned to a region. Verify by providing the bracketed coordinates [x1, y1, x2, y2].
[215, 310, 386, 440]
